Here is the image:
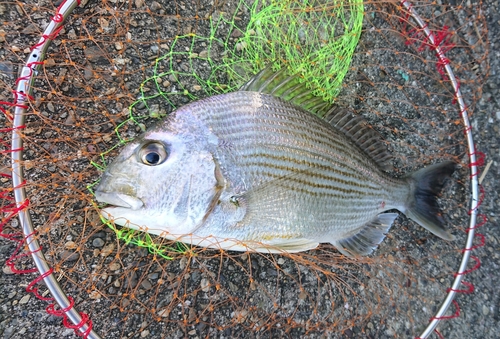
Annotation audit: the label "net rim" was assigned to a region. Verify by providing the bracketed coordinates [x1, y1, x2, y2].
[6, 1, 482, 338]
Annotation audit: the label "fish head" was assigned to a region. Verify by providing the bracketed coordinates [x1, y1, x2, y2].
[94, 112, 220, 237]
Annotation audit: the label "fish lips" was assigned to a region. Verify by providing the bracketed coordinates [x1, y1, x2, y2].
[95, 191, 144, 210]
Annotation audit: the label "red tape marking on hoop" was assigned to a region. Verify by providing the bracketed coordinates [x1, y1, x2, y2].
[47, 296, 93, 338]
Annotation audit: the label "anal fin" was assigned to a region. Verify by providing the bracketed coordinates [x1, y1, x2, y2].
[265, 238, 320, 253]
[332, 213, 398, 257]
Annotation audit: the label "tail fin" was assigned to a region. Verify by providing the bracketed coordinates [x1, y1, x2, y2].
[405, 161, 457, 241]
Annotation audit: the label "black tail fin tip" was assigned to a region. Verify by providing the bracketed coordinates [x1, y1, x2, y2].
[406, 161, 457, 241]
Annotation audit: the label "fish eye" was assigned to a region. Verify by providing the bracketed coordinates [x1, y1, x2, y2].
[138, 142, 168, 166]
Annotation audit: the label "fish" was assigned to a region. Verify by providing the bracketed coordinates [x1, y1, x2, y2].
[94, 66, 456, 257]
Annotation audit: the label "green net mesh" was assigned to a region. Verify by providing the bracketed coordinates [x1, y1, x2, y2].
[128, 0, 363, 117]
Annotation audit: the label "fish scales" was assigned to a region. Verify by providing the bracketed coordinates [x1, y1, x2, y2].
[95, 69, 456, 256]
[200, 92, 397, 195]
[181, 92, 406, 240]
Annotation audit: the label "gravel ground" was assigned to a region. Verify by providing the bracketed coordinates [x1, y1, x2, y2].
[0, 1, 499, 338]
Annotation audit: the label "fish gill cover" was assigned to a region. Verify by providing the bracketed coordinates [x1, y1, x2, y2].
[0, 1, 489, 339]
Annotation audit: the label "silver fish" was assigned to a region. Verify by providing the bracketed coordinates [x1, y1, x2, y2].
[95, 67, 455, 256]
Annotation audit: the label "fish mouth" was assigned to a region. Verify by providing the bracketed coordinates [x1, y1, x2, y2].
[94, 191, 144, 210]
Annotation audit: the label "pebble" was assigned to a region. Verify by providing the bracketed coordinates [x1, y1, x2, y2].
[64, 241, 77, 249]
[98, 17, 109, 31]
[150, 1, 162, 11]
[0, 61, 15, 76]
[109, 262, 121, 271]
[200, 278, 210, 292]
[19, 294, 31, 304]
[140, 330, 150, 337]
[67, 28, 77, 39]
[84, 46, 107, 63]
[148, 272, 159, 280]
[2, 327, 14, 338]
[482, 305, 490, 315]
[141, 280, 152, 290]
[92, 238, 105, 248]
[59, 250, 79, 262]
[100, 243, 115, 257]
[88, 290, 101, 300]
[3, 265, 14, 275]
[157, 308, 169, 317]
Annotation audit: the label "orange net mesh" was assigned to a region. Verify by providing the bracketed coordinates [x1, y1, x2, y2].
[0, 0, 488, 338]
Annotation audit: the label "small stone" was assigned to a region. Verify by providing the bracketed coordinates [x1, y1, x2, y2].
[140, 330, 150, 337]
[3, 265, 14, 274]
[179, 256, 187, 270]
[46, 102, 55, 112]
[482, 305, 490, 315]
[65, 241, 77, 249]
[200, 278, 210, 292]
[92, 238, 105, 248]
[157, 308, 170, 317]
[98, 18, 109, 31]
[84, 46, 107, 63]
[141, 280, 152, 290]
[192, 85, 202, 91]
[150, 1, 162, 11]
[109, 262, 121, 271]
[135, 0, 145, 8]
[59, 250, 79, 262]
[2, 327, 14, 338]
[231, 29, 243, 38]
[22, 23, 38, 34]
[19, 294, 31, 304]
[67, 28, 77, 39]
[148, 272, 159, 280]
[88, 290, 101, 299]
[115, 41, 123, 50]
[121, 298, 130, 308]
[277, 258, 285, 265]
[100, 243, 115, 257]
[235, 41, 247, 51]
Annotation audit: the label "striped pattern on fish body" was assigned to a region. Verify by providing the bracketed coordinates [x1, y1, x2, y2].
[182, 92, 411, 247]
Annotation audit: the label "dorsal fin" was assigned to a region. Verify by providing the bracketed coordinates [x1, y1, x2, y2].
[324, 107, 393, 170]
[239, 65, 331, 117]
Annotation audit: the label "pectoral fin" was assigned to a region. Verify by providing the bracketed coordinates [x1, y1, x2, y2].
[332, 213, 398, 257]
